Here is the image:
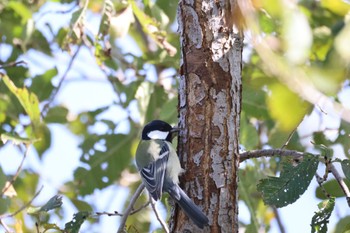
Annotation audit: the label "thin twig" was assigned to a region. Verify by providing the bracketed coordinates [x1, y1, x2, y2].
[150, 197, 169, 233]
[117, 183, 145, 233]
[0, 185, 44, 219]
[272, 207, 285, 233]
[0, 60, 27, 69]
[315, 172, 331, 199]
[35, 3, 77, 22]
[130, 201, 150, 214]
[329, 163, 350, 207]
[1, 145, 29, 196]
[281, 129, 296, 149]
[41, 45, 82, 117]
[0, 218, 12, 233]
[239, 149, 304, 162]
[95, 200, 150, 217]
[95, 211, 122, 217]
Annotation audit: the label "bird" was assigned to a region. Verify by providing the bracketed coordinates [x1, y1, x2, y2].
[135, 120, 209, 229]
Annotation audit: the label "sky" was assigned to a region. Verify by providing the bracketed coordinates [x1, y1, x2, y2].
[1, 1, 350, 233]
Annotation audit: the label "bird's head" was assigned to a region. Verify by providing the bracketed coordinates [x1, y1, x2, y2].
[141, 120, 179, 142]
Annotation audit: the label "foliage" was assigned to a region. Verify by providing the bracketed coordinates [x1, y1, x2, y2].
[311, 197, 335, 233]
[0, 0, 349, 232]
[257, 154, 319, 208]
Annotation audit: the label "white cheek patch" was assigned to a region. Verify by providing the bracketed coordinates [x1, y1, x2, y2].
[147, 130, 169, 140]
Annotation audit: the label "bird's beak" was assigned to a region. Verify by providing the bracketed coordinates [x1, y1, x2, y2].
[170, 127, 180, 140]
[171, 127, 180, 133]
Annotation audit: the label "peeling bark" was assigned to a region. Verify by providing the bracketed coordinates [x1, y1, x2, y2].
[173, 0, 243, 232]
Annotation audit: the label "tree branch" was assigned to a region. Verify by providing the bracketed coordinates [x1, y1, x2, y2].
[240, 149, 303, 162]
[150, 197, 169, 233]
[1, 145, 29, 196]
[117, 183, 145, 233]
[0, 60, 27, 69]
[272, 207, 285, 233]
[0, 218, 12, 233]
[42, 45, 82, 117]
[329, 163, 350, 207]
[0, 185, 43, 219]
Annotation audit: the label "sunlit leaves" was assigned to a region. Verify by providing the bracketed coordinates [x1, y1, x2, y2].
[311, 197, 335, 233]
[257, 154, 319, 207]
[63, 0, 88, 49]
[321, 0, 350, 16]
[109, 6, 134, 39]
[0, 133, 34, 145]
[130, 0, 176, 56]
[267, 82, 310, 132]
[335, 21, 350, 63]
[97, 0, 115, 39]
[1, 74, 41, 131]
[282, 10, 312, 64]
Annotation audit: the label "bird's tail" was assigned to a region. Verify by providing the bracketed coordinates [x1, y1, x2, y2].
[167, 184, 209, 229]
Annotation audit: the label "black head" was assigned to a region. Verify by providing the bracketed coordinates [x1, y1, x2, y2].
[141, 120, 177, 142]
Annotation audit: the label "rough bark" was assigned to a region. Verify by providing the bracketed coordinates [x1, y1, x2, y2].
[174, 0, 243, 232]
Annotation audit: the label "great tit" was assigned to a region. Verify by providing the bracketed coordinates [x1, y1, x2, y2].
[135, 120, 209, 229]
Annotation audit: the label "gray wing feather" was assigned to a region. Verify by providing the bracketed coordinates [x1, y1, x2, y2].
[140, 142, 169, 200]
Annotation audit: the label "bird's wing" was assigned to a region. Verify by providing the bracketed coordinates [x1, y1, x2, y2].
[140, 142, 170, 200]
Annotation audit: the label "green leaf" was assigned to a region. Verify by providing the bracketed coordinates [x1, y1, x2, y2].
[311, 197, 335, 233]
[30, 68, 57, 101]
[0, 197, 10, 215]
[316, 179, 350, 199]
[144, 84, 167, 123]
[239, 167, 262, 233]
[74, 133, 134, 195]
[7, 1, 32, 24]
[335, 121, 350, 157]
[0, 133, 35, 145]
[64, 211, 91, 233]
[40, 195, 63, 212]
[341, 159, 350, 181]
[26, 124, 51, 157]
[1, 74, 41, 130]
[257, 154, 319, 207]
[71, 199, 93, 212]
[334, 216, 350, 233]
[242, 84, 269, 119]
[63, 0, 88, 48]
[159, 97, 178, 123]
[240, 113, 259, 150]
[0, 166, 7, 197]
[44, 106, 68, 124]
[42, 223, 62, 232]
[97, 0, 114, 39]
[135, 81, 153, 125]
[28, 195, 62, 218]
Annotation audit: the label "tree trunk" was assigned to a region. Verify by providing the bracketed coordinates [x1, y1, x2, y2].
[174, 0, 243, 232]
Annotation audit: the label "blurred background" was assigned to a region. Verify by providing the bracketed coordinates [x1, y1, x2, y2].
[0, 0, 350, 232]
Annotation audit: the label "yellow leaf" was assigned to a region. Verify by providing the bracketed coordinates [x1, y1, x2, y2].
[267, 83, 310, 131]
[321, 0, 350, 16]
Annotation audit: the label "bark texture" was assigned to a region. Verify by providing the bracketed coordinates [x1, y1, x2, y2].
[174, 0, 243, 232]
